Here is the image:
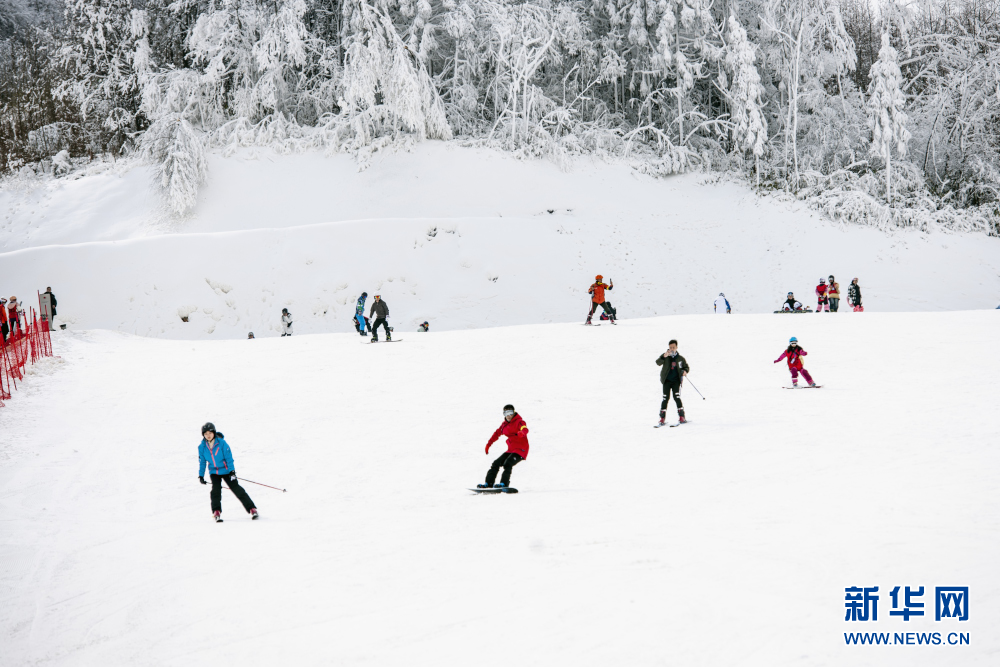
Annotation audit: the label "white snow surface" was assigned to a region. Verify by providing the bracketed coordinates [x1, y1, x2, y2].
[1, 143, 998, 339]
[1, 311, 998, 665]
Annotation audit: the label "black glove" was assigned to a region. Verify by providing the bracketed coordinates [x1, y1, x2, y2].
[199, 476, 207, 485]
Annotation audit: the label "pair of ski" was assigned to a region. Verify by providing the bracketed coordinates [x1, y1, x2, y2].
[654, 420, 689, 428]
[583, 321, 616, 326]
[783, 385, 823, 389]
[367, 339, 402, 344]
[469, 487, 519, 494]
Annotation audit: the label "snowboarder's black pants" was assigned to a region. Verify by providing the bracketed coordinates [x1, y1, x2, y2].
[485, 452, 523, 487]
[210, 473, 256, 514]
[588, 301, 615, 320]
[660, 380, 684, 417]
[371, 317, 390, 339]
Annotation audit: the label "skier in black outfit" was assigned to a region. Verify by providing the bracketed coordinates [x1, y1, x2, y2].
[848, 278, 863, 311]
[369, 294, 391, 341]
[656, 339, 689, 426]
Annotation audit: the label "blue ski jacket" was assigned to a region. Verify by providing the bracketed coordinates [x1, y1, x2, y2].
[199, 434, 235, 476]
[356, 294, 367, 315]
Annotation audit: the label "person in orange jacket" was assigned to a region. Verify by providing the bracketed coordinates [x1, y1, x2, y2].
[586, 275, 616, 324]
[478, 404, 530, 489]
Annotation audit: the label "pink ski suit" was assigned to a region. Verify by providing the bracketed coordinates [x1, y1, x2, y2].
[775, 346, 814, 385]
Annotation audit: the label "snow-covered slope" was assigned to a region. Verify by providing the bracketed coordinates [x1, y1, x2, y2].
[1, 143, 998, 339]
[2, 311, 998, 666]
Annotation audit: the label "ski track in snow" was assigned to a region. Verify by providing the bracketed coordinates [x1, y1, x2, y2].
[0, 311, 998, 666]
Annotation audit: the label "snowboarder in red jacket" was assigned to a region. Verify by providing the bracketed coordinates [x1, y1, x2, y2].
[479, 405, 529, 489]
[815, 278, 830, 313]
[774, 337, 816, 387]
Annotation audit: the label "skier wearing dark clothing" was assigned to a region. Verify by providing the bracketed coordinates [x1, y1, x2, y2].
[656, 340, 689, 426]
[479, 405, 529, 489]
[848, 278, 863, 311]
[197, 422, 258, 522]
[354, 292, 370, 335]
[586, 275, 616, 324]
[369, 294, 391, 341]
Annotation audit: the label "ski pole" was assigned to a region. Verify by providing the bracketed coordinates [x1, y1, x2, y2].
[239, 478, 287, 492]
[686, 377, 706, 400]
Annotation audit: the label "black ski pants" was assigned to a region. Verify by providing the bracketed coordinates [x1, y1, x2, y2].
[588, 301, 615, 321]
[371, 317, 390, 339]
[660, 380, 684, 418]
[210, 473, 256, 514]
[485, 452, 523, 487]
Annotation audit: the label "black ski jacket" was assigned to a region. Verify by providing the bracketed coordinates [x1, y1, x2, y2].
[656, 353, 689, 384]
[848, 283, 862, 305]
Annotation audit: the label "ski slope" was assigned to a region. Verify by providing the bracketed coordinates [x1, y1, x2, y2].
[1, 310, 998, 666]
[1, 143, 999, 338]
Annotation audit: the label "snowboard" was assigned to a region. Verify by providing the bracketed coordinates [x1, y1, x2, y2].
[773, 309, 813, 314]
[368, 339, 403, 343]
[583, 323, 601, 326]
[470, 487, 519, 494]
[783, 385, 823, 389]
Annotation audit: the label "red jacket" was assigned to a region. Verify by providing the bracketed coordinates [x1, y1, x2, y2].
[775, 346, 807, 370]
[487, 414, 530, 459]
[588, 281, 612, 304]
[815, 284, 828, 300]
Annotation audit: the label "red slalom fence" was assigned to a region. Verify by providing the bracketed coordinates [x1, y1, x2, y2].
[0, 307, 54, 407]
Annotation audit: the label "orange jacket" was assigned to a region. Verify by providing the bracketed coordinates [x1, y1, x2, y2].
[589, 281, 612, 304]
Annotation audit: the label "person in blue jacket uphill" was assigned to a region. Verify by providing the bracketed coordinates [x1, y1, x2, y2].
[354, 292, 369, 336]
[198, 422, 258, 522]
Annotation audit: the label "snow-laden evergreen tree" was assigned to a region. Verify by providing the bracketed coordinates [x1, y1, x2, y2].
[189, 0, 309, 124]
[867, 31, 909, 204]
[332, 0, 450, 161]
[140, 113, 208, 215]
[725, 15, 766, 186]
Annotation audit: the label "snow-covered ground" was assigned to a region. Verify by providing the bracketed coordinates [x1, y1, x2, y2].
[1, 310, 998, 666]
[1, 143, 998, 339]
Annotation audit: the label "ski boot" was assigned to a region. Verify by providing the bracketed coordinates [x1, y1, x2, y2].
[809, 383, 817, 387]
[477, 484, 492, 489]
[658, 417, 666, 426]
[678, 414, 687, 424]
[250, 508, 259, 520]
[213, 511, 223, 523]
[371, 336, 378, 343]
[386, 333, 392, 342]
[493, 482, 508, 489]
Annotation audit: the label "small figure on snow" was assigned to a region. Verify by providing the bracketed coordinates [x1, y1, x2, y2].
[848, 278, 863, 312]
[586, 275, 616, 324]
[281, 308, 293, 336]
[656, 339, 689, 426]
[7, 296, 21, 335]
[774, 337, 816, 387]
[782, 292, 805, 312]
[247, 332, 255, 339]
[0, 298, 8, 341]
[815, 278, 830, 313]
[479, 405, 530, 490]
[418, 321, 429, 332]
[42, 286, 57, 327]
[354, 292, 370, 336]
[714, 292, 731, 314]
[827, 276, 840, 312]
[197, 422, 259, 522]
[369, 294, 391, 341]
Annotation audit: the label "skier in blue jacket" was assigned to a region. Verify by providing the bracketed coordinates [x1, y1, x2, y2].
[354, 292, 370, 336]
[198, 422, 258, 522]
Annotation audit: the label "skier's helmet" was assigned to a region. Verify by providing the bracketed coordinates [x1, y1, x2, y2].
[819, 277, 826, 284]
[787, 292, 794, 297]
[595, 274, 603, 281]
[201, 422, 216, 435]
[789, 337, 798, 344]
[282, 308, 288, 314]
[719, 292, 725, 297]
[362, 292, 368, 297]
[828, 275, 835, 282]
[503, 404, 515, 417]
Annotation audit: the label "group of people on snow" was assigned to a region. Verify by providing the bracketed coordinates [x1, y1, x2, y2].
[0, 288, 56, 341]
[263, 292, 427, 341]
[782, 276, 863, 312]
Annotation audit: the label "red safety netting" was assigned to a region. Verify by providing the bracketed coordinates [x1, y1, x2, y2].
[0, 307, 54, 408]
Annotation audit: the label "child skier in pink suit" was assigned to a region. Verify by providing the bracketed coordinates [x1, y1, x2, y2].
[815, 278, 830, 312]
[774, 337, 816, 387]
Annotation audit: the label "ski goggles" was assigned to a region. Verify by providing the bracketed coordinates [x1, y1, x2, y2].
[503, 409, 515, 418]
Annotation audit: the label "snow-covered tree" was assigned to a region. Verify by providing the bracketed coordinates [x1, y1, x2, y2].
[140, 113, 208, 215]
[726, 15, 767, 185]
[867, 31, 909, 204]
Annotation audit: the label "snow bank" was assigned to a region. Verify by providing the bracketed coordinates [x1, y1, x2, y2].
[1, 144, 998, 339]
